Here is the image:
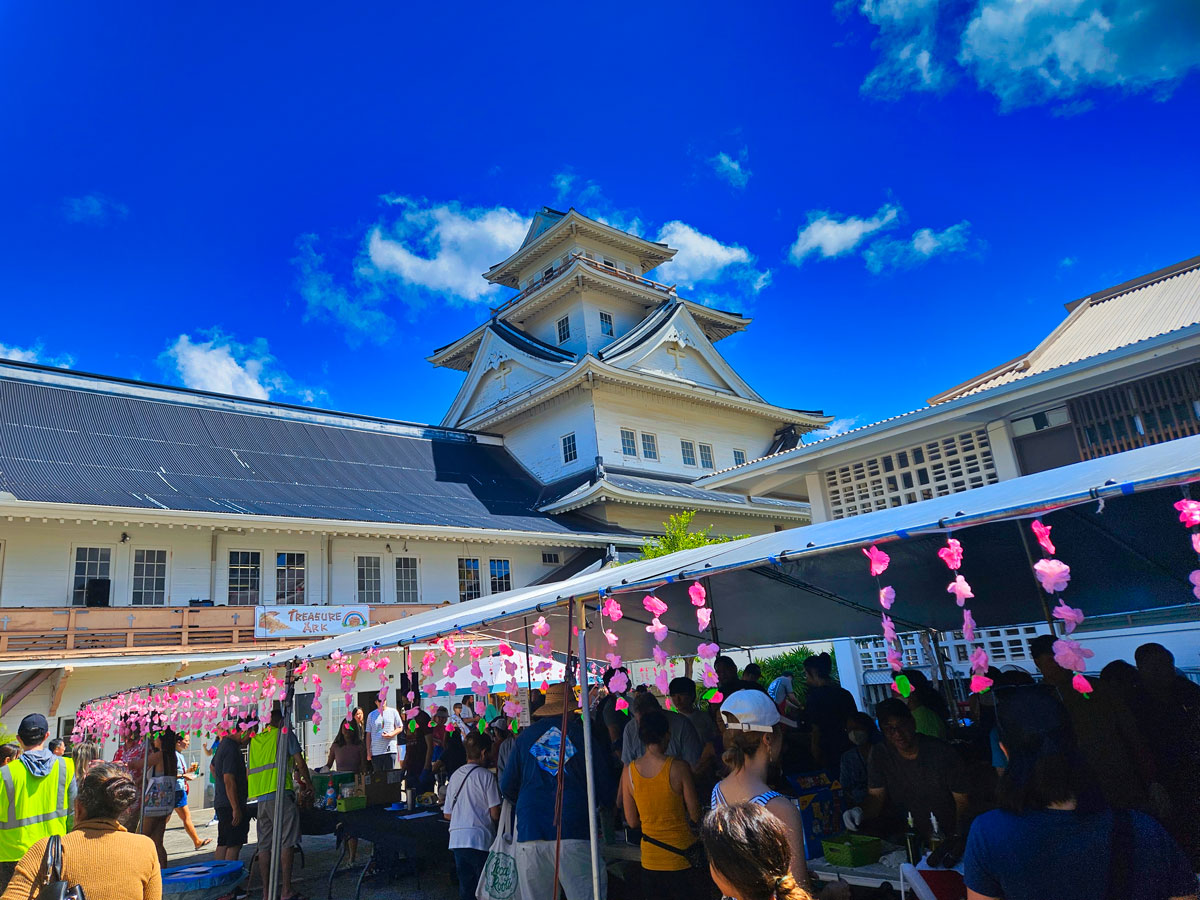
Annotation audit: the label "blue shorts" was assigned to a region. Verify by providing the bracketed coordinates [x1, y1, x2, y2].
[175, 788, 188, 808]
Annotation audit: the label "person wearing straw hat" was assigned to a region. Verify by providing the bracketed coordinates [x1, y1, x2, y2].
[499, 682, 615, 900]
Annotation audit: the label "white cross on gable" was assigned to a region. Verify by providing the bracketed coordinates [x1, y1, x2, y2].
[665, 344, 686, 370]
[493, 361, 512, 390]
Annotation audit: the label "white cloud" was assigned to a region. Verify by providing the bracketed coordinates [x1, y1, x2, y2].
[851, 0, 1200, 108]
[365, 197, 529, 304]
[294, 235, 393, 347]
[789, 204, 900, 264]
[862, 221, 974, 272]
[826, 417, 862, 437]
[161, 332, 318, 403]
[63, 194, 128, 224]
[710, 150, 751, 188]
[654, 221, 771, 292]
[0, 342, 74, 368]
[1059, 256, 1077, 268]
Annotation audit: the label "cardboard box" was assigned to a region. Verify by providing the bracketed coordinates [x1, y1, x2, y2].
[337, 796, 367, 812]
[787, 771, 843, 860]
[364, 779, 405, 807]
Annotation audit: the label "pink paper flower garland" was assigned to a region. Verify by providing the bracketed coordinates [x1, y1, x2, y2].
[864, 545, 907, 695]
[1174, 499, 1200, 602]
[1030, 519, 1092, 696]
[938, 537, 991, 693]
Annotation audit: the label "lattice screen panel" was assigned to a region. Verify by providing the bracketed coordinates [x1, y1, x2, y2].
[822, 428, 998, 519]
[1069, 363, 1200, 460]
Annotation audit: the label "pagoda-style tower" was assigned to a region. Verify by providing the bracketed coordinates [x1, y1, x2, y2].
[429, 207, 831, 534]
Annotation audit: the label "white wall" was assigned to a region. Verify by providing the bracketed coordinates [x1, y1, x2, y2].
[591, 502, 791, 537]
[502, 388, 598, 482]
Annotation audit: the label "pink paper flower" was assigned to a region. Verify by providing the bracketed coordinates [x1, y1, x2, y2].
[601, 598, 623, 622]
[970, 646, 990, 674]
[498, 642, 514, 657]
[531, 616, 551, 638]
[655, 670, 670, 694]
[609, 671, 629, 694]
[970, 674, 994, 694]
[444, 681, 457, 694]
[503, 700, 521, 718]
[1033, 558, 1071, 594]
[472, 680, 489, 697]
[1192, 533, 1200, 554]
[646, 617, 668, 642]
[879, 586, 895, 610]
[614, 697, 629, 713]
[643, 595, 669, 617]
[603, 628, 619, 646]
[1052, 601, 1085, 634]
[947, 575, 974, 606]
[1053, 638, 1094, 673]
[688, 583, 707, 606]
[697, 607, 712, 631]
[441, 636, 456, 655]
[937, 538, 963, 571]
[443, 661, 458, 678]
[1174, 499, 1200, 528]
[470, 645, 485, 660]
[701, 667, 719, 688]
[709, 691, 724, 704]
[605, 653, 622, 669]
[1071, 673, 1094, 696]
[1031, 520, 1056, 556]
[475, 701, 487, 717]
[885, 646, 903, 672]
[470, 660, 484, 678]
[652, 646, 668, 666]
[962, 608, 977, 643]
[863, 545, 890, 576]
[1191, 570, 1200, 601]
[881, 614, 897, 644]
[506, 678, 519, 695]
[503, 660, 518, 676]
[697, 642, 720, 660]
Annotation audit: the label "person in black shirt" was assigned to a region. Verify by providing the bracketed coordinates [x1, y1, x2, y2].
[802, 652, 857, 774]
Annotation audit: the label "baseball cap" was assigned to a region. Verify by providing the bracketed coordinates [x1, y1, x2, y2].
[17, 714, 49, 744]
[720, 690, 795, 733]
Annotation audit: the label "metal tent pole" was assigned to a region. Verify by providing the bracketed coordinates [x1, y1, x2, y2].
[267, 664, 295, 900]
[576, 598, 602, 900]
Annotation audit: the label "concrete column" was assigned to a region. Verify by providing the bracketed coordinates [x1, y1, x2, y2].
[987, 419, 1021, 480]
[805, 473, 831, 523]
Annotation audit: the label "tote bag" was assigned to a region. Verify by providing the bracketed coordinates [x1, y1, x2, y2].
[477, 798, 518, 900]
[143, 771, 176, 818]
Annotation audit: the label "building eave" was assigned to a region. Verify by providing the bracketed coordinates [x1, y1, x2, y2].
[537, 480, 812, 520]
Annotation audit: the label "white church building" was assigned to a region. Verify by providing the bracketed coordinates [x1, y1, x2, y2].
[0, 206, 830, 744]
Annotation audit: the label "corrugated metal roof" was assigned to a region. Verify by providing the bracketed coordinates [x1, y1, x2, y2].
[936, 256, 1200, 401]
[0, 374, 628, 536]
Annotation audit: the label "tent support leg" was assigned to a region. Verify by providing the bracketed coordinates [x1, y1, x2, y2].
[577, 597, 602, 900]
[927, 629, 961, 725]
[267, 663, 296, 900]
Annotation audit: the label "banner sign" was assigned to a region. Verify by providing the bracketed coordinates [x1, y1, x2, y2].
[254, 605, 370, 639]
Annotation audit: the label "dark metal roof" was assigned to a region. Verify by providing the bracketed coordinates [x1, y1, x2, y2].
[0, 374, 630, 536]
[489, 320, 575, 362]
[538, 464, 808, 513]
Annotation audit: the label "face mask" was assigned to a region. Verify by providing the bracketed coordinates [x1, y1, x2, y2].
[848, 730, 870, 746]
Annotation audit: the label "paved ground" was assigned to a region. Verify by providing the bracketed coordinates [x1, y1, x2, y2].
[161, 807, 458, 900]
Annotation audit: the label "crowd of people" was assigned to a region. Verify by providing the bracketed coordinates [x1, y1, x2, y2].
[1, 637, 1197, 900]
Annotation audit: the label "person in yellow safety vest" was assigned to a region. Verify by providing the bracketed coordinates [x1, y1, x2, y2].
[248, 707, 311, 900]
[0, 714, 76, 892]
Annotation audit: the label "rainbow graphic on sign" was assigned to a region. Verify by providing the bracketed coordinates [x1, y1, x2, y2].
[342, 611, 368, 629]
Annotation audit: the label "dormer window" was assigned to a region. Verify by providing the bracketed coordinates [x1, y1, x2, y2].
[600, 311, 614, 337]
[556, 316, 571, 344]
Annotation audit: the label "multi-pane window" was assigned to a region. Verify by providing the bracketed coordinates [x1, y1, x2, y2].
[699, 443, 714, 469]
[131, 549, 167, 606]
[71, 547, 111, 606]
[357, 556, 381, 604]
[733, 449, 747, 466]
[542, 552, 561, 565]
[490, 559, 512, 594]
[457, 558, 481, 603]
[562, 432, 578, 464]
[276, 552, 306, 604]
[395, 557, 420, 604]
[680, 440, 697, 466]
[228, 551, 261, 606]
[641, 433, 659, 460]
[620, 428, 638, 456]
[556, 316, 570, 344]
[600, 311, 615, 336]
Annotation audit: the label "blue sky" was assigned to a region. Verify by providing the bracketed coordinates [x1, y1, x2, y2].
[2, 2, 1198, 437]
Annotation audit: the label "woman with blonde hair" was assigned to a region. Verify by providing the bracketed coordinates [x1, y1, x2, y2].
[701, 802, 812, 900]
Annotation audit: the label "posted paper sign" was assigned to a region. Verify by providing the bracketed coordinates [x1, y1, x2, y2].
[255, 605, 370, 638]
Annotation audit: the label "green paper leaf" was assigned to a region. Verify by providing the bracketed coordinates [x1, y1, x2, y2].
[894, 675, 913, 698]
[478, 720, 486, 734]
[408, 720, 418, 733]
[701, 688, 718, 701]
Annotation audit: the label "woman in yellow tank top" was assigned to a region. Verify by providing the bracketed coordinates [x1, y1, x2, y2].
[620, 708, 702, 900]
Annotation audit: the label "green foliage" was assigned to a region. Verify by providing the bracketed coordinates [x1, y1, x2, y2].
[752, 646, 838, 708]
[636, 510, 748, 561]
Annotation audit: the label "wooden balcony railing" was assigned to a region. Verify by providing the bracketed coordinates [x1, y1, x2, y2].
[0, 604, 440, 661]
[490, 254, 676, 316]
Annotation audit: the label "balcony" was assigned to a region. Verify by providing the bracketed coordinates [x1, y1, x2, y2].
[490, 254, 676, 317]
[0, 604, 441, 661]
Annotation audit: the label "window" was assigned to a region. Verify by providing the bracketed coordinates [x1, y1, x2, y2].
[356, 556, 381, 604]
[395, 557, 420, 603]
[600, 311, 615, 336]
[556, 316, 570, 344]
[603, 258, 616, 269]
[71, 547, 111, 606]
[457, 558, 481, 603]
[620, 428, 638, 456]
[699, 443, 714, 470]
[544, 265, 555, 280]
[733, 449, 747, 467]
[624, 265, 634, 274]
[583, 250, 594, 260]
[680, 440, 697, 466]
[541, 552, 561, 565]
[276, 552, 306, 604]
[641, 433, 659, 460]
[228, 551, 261, 606]
[562, 432, 578, 464]
[490, 559, 512, 594]
[131, 549, 167, 606]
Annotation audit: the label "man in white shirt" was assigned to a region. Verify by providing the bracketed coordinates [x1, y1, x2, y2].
[366, 694, 403, 772]
[443, 732, 501, 900]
